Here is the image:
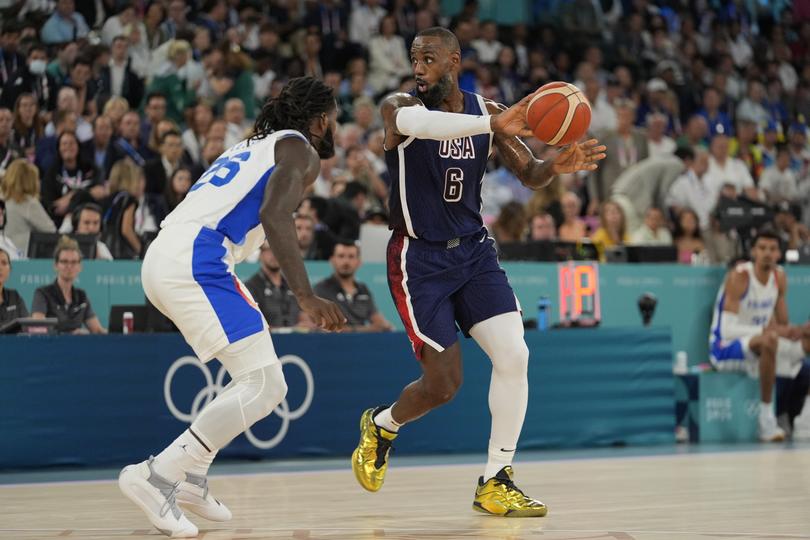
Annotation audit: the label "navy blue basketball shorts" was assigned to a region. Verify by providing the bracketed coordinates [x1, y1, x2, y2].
[387, 229, 520, 360]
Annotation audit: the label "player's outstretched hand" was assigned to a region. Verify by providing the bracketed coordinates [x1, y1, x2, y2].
[299, 295, 347, 332]
[490, 91, 540, 138]
[551, 138, 607, 174]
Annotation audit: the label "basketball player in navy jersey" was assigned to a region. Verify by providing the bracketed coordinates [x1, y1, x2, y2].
[351, 27, 606, 516]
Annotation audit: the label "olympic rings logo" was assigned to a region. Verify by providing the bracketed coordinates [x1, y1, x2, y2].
[164, 355, 314, 449]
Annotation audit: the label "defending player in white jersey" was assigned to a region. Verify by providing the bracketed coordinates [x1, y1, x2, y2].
[119, 77, 346, 538]
[709, 229, 810, 442]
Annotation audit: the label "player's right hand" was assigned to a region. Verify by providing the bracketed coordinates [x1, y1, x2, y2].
[299, 295, 347, 332]
[490, 90, 541, 138]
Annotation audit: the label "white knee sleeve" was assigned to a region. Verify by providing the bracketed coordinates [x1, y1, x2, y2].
[191, 363, 287, 450]
[471, 312, 529, 376]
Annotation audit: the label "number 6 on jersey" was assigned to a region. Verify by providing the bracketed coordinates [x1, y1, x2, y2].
[443, 167, 463, 202]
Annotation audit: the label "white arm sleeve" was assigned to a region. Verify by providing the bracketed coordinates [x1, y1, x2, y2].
[720, 311, 764, 340]
[395, 105, 493, 141]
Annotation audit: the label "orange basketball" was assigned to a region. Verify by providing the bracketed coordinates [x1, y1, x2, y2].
[526, 82, 592, 146]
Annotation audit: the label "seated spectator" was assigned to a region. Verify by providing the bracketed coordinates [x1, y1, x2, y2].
[31, 236, 106, 334]
[147, 41, 197, 126]
[313, 242, 393, 332]
[529, 212, 556, 241]
[223, 98, 250, 148]
[492, 201, 527, 244]
[0, 159, 56, 255]
[297, 196, 337, 259]
[368, 15, 410, 94]
[72, 202, 113, 260]
[708, 230, 810, 441]
[245, 241, 307, 329]
[675, 115, 709, 150]
[11, 94, 44, 159]
[705, 133, 758, 200]
[45, 86, 93, 142]
[296, 213, 328, 260]
[591, 200, 628, 261]
[182, 102, 214, 165]
[41, 131, 103, 225]
[757, 121, 780, 169]
[80, 115, 116, 181]
[0, 246, 28, 324]
[697, 87, 732, 139]
[774, 203, 810, 251]
[200, 136, 225, 169]
[144, 129, 184, 195]
[64, 55, 97, 120]
[666, 148, 715, 229]
[630, 207, 673, 246]
[558, 191, 588, 242]
[104, 158, 151, 259]
[0, 107, 21, 179]
[646, 112, 676, 158]
[96, 35, 145, 110]
[101, 96, 130, 131]
[759, 144, 799, 205]
[673, 208, 706, 264]
[0, 201, 23, 259]
[703, 211, 741, 266]
[110, 110, 156, 167]
[335, 146, 387, 207]
[46, 41, 78, 89]
[1, 43, 57, 113]
[41, 0, 90, 44]
[324, 181, 367, 242]
[164, 167, 193, 211]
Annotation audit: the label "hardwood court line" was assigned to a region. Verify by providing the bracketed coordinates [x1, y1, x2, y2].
[2, 527, 810, 538]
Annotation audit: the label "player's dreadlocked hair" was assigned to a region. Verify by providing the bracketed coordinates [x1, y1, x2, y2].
[251, 76, 335, 142]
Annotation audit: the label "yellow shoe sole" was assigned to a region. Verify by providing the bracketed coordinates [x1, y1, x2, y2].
[472, 501, 548, 518]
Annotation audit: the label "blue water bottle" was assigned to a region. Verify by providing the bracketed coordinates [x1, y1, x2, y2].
[537, 296, 551, 331]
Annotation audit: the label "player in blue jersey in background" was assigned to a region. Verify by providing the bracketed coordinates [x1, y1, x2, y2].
[119, 77, 346, 538]
[352, 27, 606, 516]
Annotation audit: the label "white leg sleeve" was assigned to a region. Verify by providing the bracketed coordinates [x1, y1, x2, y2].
[470, 311, 529, 478]
[190, 333, 287, 450]
[776, 338, 808, 378]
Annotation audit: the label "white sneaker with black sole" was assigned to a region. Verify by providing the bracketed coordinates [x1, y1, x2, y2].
[118, 457, 198, 538]
[177, 473, 232, 522]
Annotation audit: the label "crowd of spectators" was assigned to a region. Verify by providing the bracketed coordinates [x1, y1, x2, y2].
[0, 0, 808, 267]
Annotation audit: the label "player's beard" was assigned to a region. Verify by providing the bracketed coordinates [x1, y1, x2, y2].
[417, 73, 453, 109]
[313, 126, 335, 159]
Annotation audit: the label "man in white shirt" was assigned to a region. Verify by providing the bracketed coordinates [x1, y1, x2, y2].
[349, 0, 386, 47]
[630, 207, 673, 245]
[760, 145, 799, 205]
[223, 98, 250, 149]
[75, 203, 113, 260]
[666, 148, 717, 228]
[704, 133, 758, 200]
[471, 20, 503, 64]
[646, 112, 676, 158]
[584, 77, 616, 133]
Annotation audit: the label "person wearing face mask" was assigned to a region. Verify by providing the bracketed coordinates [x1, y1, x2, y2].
[1, 43, 57, 112]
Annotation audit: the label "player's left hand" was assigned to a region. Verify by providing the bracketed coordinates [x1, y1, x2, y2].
[551, 139, 607, 174]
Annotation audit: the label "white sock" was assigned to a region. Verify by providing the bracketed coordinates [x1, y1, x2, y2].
[152, 429, 217, 483]
[759, 401, 774, 418]
[373, 405, 403, 432]
[484, 443, 515, 481]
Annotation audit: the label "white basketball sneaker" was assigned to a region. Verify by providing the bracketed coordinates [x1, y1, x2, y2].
[792, 412, 810, 441]
[759, 412, 786, 442]
[119, 457, 198, 538]
[177, 473, 233, 522]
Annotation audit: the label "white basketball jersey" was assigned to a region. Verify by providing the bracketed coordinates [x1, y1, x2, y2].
[710, 261, 779, 341]
[162, 129, 308, 263]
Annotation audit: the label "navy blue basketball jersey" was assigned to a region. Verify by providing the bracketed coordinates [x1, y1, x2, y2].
[385, 91, 493, 242]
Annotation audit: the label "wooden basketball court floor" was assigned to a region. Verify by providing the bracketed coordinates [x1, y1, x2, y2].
[2, 445, 809, 540]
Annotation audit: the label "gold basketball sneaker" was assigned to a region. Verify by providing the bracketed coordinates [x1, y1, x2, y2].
[473, 466, 548, 517]
[351, 406, 397, 492]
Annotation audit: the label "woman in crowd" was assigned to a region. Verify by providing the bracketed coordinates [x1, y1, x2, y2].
[31, 236, 106, 334]
[0, 247, 28, 326]
[164, 166, 193, 211]
[104, 158, 148, 259]
[182, 102, 213, 165]
[673, 207, 706, 264]
[0, 159, 56, 255]
[11, 94, 43, 160]
[41, 131, 103, 225]
[492, 201, 527, 244]
[591, 200, 628, 261]
[557, 191, 588, 242]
